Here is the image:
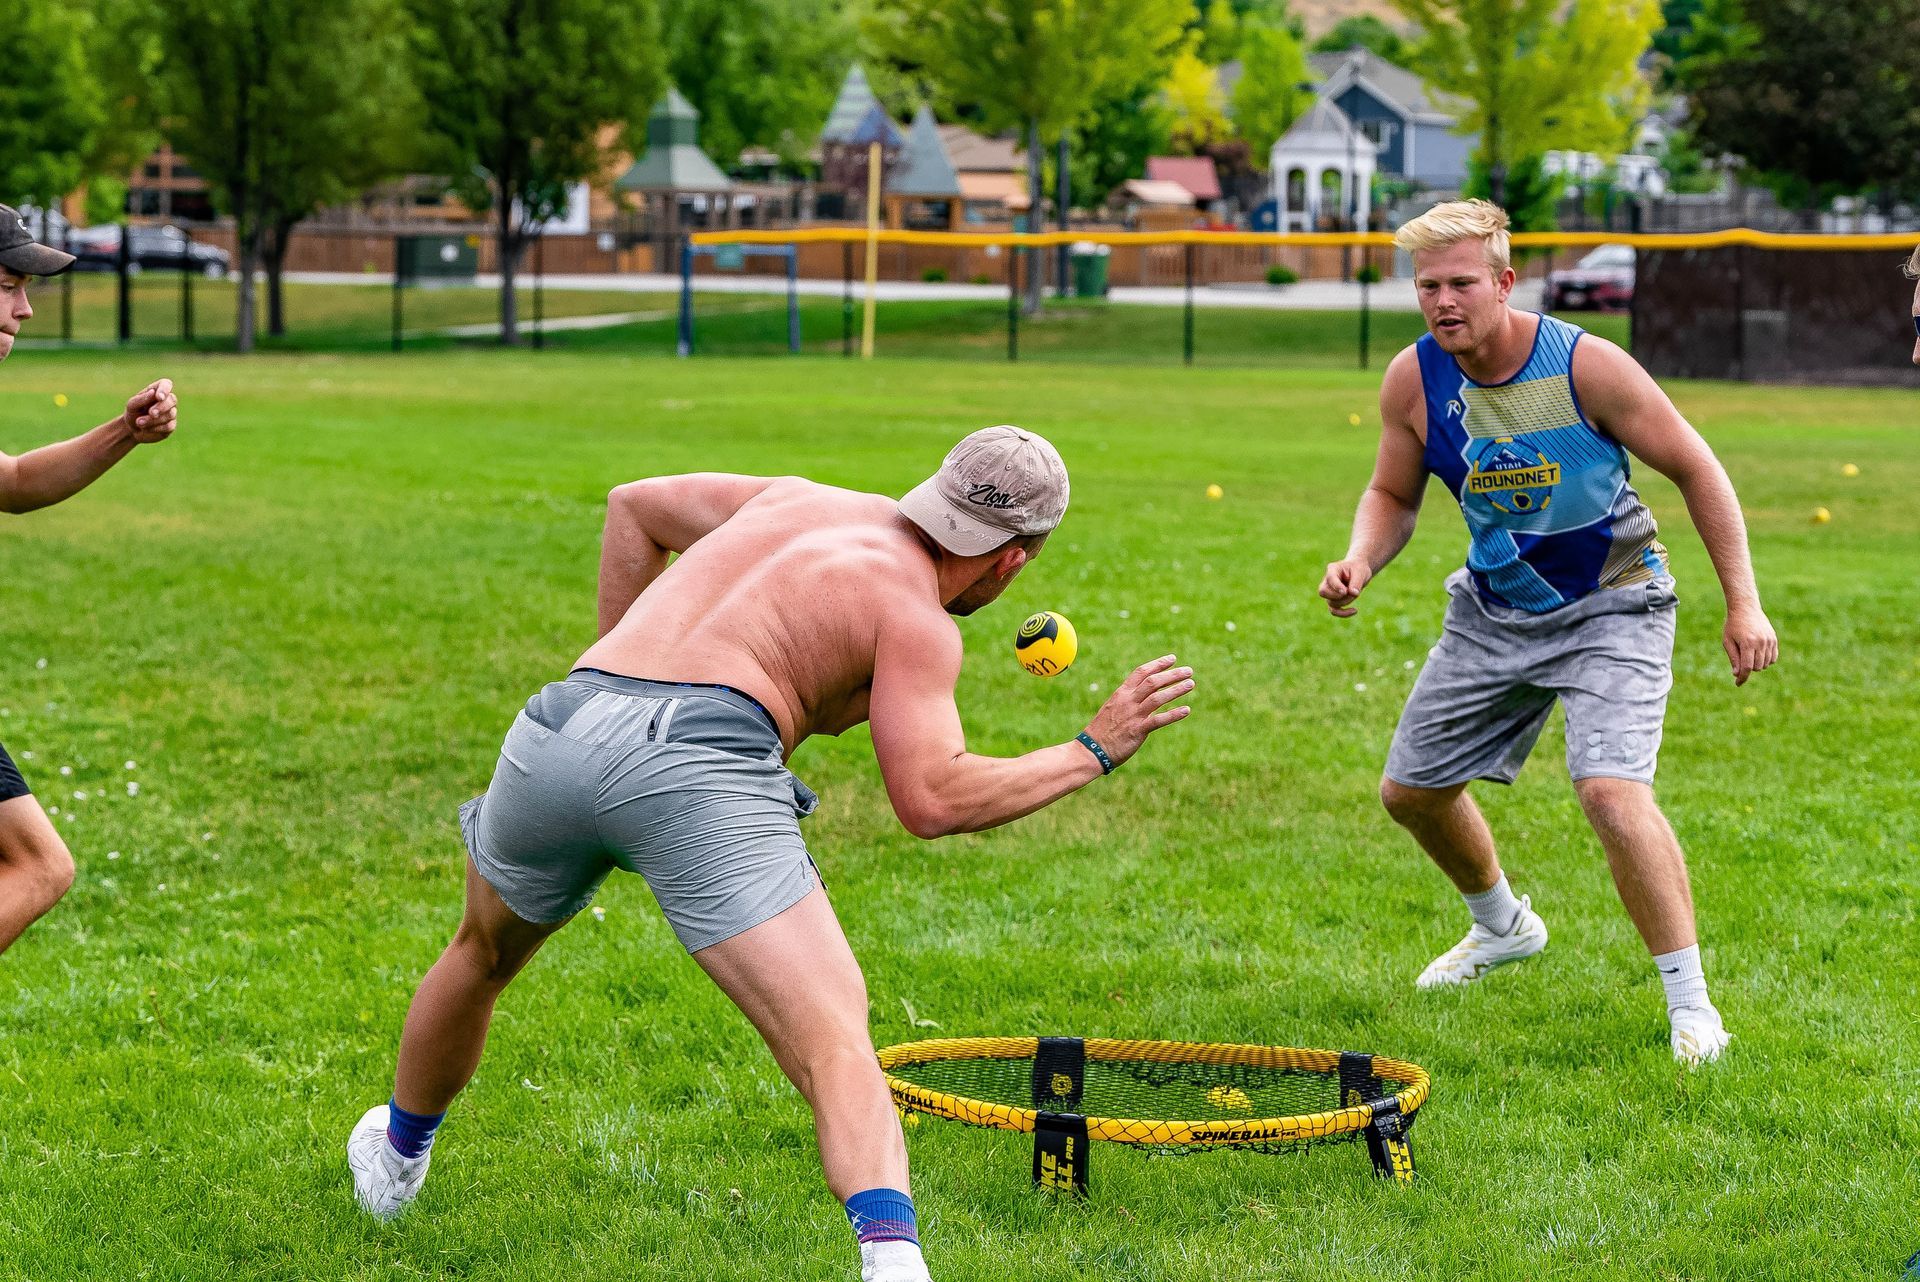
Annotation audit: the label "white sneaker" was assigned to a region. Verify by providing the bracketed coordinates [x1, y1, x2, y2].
[1670, 1004, 1732, 1065]
[347, 1103, 432, 1220]
[1415, 897, 1548, 989]
[860, 1240, 932, 1282]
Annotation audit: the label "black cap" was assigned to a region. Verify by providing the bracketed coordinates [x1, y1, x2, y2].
[0, 205, 76, 277]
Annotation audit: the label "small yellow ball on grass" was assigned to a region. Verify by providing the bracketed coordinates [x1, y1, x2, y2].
[1205, 483, 1224, 500]
[1348, 412, 1363, 427]
[53, 393, 68, 408]
[1812, 507, 1832, 524]
[1841, 463, 1859, 477]
[1015, 611, 1078, 678]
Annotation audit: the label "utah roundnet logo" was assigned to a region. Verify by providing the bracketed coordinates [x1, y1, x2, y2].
[1466, 442, 1560, 514]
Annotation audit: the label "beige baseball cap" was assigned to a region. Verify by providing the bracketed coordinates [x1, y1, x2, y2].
[899, 425, 1069, 556]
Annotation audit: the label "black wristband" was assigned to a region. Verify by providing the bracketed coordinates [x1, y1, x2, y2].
[1075, 731, 1116, 775]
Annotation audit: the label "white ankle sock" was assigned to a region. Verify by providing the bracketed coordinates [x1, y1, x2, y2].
[1462, 874, 1524, 935]
[860, 1239, 931, 1282]
[1654, 944, 1709, 1013]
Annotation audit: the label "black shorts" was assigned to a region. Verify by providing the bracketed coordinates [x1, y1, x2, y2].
[0, 739, 30, 802]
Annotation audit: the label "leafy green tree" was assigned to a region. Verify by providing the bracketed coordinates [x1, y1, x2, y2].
[1463, 152, 1560, 235]
[661, 0, 850, 169]
[410, 0, 663, 343]
[0, 2, 105, 217]
[1231, 20, 1314, 160]
[78, 0, 167, 225]
[1391, 0, 1662, 212]
[1164, 37, 1232, 154]
[1676, 0, 1920, 207]
[866, 0, 1189, 312]
[1310, 15, 1413, 66]
[1064, 80, 1175, 207]
[158, 0, 417, 350]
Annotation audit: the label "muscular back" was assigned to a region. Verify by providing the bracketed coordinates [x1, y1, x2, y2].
[575, 479, 942, 755]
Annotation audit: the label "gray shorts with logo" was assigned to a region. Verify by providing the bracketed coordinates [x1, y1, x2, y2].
[1385, 569, 1677, 789]
[460, 670, 819, 951]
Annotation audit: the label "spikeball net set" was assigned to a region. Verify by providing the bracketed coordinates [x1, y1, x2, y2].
[877, 1037, 1430, 1194]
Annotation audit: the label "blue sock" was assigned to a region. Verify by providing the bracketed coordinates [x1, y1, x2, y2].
[844, 1187, 917, 1245]
[386, 1098, 444, 1159]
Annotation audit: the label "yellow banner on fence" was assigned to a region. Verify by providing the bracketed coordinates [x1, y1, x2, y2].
[689, 227, 1918, 252]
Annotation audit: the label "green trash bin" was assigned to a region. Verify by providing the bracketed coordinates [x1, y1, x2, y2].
[398, 234, 479, 283]
[1071, 242, 1110, 298]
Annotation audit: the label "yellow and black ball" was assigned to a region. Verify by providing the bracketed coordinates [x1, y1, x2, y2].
[1015, 611, 1078, 678]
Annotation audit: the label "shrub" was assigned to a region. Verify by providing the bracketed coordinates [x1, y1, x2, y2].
[969, 273, 993, 285]
[1265, 264, 1299, 286]
[1354, 263, 1383, 285]
[920, 266, 949, 283]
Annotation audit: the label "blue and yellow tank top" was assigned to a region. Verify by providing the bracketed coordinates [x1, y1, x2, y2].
[1417, 314, 1667, 613]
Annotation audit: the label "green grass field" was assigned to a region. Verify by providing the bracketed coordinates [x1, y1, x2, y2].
[0, 343, 1914, 1280]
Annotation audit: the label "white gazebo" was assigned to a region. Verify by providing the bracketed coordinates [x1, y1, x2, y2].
[1269, 99, 1376, 232]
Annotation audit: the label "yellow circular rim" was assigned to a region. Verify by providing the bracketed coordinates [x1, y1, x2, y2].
[877, 1037, 1430, 1148]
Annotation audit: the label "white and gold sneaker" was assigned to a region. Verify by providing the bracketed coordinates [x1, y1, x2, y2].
[1415, 896, 1548, 988]
[1669, 1004, 1732, 1065]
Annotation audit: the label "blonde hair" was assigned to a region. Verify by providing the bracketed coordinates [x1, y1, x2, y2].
[1394, 199, 1512, 273]
[1905, 244, 1920, 279]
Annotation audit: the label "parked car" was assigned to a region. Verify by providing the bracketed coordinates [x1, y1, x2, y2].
[1543, 243, 1634, 312]
[68, 224, 230, 277]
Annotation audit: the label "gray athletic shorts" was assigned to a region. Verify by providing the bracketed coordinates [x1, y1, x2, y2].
[460, 670, 819, 951]
[1385, 569, 1678, 789]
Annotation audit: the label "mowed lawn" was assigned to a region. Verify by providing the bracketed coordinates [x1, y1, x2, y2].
[0, 347, 1914, 1281]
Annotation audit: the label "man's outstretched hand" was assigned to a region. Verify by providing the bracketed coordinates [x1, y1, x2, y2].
[1084, 655, 1194, 768]
[124, 379, 177, 444]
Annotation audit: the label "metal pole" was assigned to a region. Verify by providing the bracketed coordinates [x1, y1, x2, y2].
[1183, 241, 1195, 366]
[181, 226, 194, 344]
[1731, 244, 1745, 381]
[677, 236, 694, 357]
[786, 247, 800, 353]
[841, 241, 853, 357]
[391, 236, 405, 353]
[1007, 242, 1019, 362]
[1359, 243, 1371, 370]
[533, 232, 546, 351]
[1055, 135, 1070, 300]
[60, 226, 72, 344]
[116, 221, 131, 344]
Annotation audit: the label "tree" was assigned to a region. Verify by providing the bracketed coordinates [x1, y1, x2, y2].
[1163, 38, 1232, 155]
[1231, 20, 1314, 160]
[0, 2, 105, 215]
[78, 0, 168, 226]
[1311, 15, 1414, 66]
[1391, 0, 1662, 213]
[411, 0, 663, 344]
[1064, 79, 1175, 209]
[157, 0, 417, 350]
[661, 0, 851, 169]
[1676, 0, 1920, 208]
[866, 0, 1190, 313]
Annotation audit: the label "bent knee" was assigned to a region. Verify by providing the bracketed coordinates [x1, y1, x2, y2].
[1380, 777, 1456, 823]
[1574, 776, 1656, 828]
[2, 831, 75, 904]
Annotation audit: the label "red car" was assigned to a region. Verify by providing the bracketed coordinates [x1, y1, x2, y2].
[1544, 243, 1634, 312]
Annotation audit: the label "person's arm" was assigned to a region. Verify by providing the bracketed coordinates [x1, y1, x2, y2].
[1317, 347, 1429, 616]
[595, 472, 783, 636]
[1573, 336, 1778, 685]
[0, 379, 177, 515]
[868, 603, 1193, 839]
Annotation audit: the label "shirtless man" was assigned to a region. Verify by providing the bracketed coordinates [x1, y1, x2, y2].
[348, 426, 1195, 1282]
[0, 205, 179, 955]
[1319, 200, 1776, 1064]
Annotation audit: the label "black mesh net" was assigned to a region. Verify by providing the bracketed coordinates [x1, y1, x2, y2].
[880, 1038, 1427, 1156]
